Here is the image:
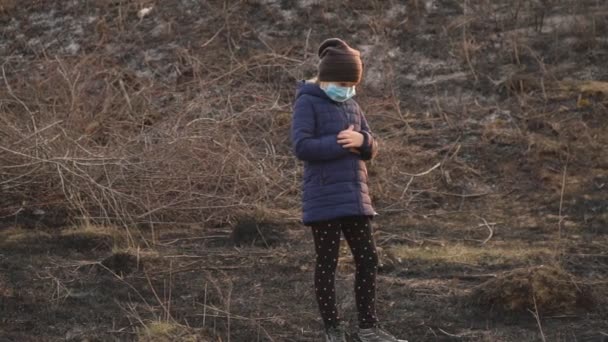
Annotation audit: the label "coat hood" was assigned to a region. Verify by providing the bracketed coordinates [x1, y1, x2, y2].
[295, 80, 332, 101]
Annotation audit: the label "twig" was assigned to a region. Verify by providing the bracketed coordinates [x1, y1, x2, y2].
[255, 223, 269, 248]
[144, 270, 174, 323]
[462, 27, 478, 82]
[226, 279, 232, 342]
[557, 160, 568, 251]
[480, 217, 494, 245]
[118, 79, 133, 112]
[10, 120, 63, 147]
[528, 293, 547, 342]
[399, 163, 441, 200]
[1, 64, 35, 121]
[158, 235, 229, 245]
[447, 273, 497, 280]
[203, 282, 208, 328]
[399, 162, 441, 177]
[438, 328, 463, 338]
[413, 190, 492, 198]
[167, 260, 173, 322]
[399, 176, 415, 200]
[303, 28, 312, 59]
[201, 24, 225, 48]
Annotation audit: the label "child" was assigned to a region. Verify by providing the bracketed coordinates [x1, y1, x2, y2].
[291, 38, 407, 342]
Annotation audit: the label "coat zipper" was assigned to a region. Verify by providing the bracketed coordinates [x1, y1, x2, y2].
[340, 103, 364, 213]
[339, 102, 349, 127]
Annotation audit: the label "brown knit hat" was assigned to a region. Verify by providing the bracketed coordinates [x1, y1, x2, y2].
[317, 38, 363, 84]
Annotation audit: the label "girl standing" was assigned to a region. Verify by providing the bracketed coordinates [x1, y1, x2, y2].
[291, 38, 406, 342]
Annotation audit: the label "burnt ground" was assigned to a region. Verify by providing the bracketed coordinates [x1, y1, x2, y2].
[1, 0, 608, 341]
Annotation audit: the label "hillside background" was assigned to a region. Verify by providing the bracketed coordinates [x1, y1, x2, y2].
[1, 0, 607, 341]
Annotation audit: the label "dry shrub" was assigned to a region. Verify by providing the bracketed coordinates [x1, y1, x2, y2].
[371, 136, 443, 207]
[2, 0, 606, 237]
[0, 224, 124, 255]
[0, 53, 300, 230]
[471, 265, 590, 313]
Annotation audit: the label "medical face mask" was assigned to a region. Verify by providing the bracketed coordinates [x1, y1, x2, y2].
[321, 83, 356, 102]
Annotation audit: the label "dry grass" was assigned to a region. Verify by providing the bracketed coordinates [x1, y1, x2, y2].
[0, 223, 129, 256]
[389, 244, 553, 266]
[0, 52, 300, 234]
[0, 1, 607, 340]
[0, 226, 52, 244]
[61, 223, 128, 245]
[1, 0, 606, 235]
[137, 321, 205, 342]
[472, 265, 588, 313]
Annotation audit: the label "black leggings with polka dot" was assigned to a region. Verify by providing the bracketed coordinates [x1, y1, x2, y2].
[310, 215, 379, 330]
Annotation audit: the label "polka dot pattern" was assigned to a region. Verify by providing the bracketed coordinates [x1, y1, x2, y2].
[310, 216, 379, 330]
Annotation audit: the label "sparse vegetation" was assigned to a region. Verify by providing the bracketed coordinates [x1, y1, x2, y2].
[389, 244, 553, 266]
[471, 265, 587, 313]
[1, 0, 607, 341]
[137, 321, 203, 342]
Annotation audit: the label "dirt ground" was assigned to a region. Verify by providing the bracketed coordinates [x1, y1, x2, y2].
[1, 0, 607, 341]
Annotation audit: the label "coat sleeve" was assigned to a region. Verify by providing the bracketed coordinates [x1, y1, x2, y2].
[358, 110, 378, 161]
[291, 96, 351, 161]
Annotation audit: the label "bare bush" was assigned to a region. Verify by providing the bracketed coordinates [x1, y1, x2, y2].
[0, 52, 301, 231]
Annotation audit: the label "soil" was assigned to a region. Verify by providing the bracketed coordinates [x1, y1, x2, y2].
[1, 0, 607, 341]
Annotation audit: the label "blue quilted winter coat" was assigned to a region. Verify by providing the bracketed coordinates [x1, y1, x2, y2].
[291, 80, 378, 225]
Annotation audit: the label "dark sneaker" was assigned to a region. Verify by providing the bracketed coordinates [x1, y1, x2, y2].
[356, 326, 407, 342]
[325, 324, 347, 342]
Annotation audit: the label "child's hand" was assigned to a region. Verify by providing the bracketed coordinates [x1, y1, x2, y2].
[337, 125, 364, 148]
